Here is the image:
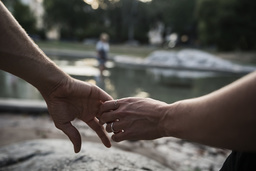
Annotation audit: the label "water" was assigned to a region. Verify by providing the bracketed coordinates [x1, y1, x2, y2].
[0, 56, 242, 104]
[103, 66, 240, 103]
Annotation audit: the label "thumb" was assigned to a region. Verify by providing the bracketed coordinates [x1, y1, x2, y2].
[57, 122, 82, 153]
[92, 85, 113, 102]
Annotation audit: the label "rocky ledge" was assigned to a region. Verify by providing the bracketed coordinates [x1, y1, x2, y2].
[0, 139, 171, 171]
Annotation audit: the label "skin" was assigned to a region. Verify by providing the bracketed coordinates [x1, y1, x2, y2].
[100, 71, 256, 152]
[0, 2, 112, 153]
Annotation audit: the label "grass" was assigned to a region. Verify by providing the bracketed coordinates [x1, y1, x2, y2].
[36, 40, 165, 58]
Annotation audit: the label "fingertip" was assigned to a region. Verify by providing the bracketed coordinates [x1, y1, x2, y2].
[108, 94, 114, 101]
[111, 134, 120, 142]
[59, 123, 81, 154]
[105, 141, 112, 148]
[101, 92, 113, 102]
[86, 119, 111, 149]
[71, 133, 81, 154]
[101, 133, 111, 148]
[100, 137, 111, 148]
[73, 136, 81, 153]
[74, 145, 81, 153]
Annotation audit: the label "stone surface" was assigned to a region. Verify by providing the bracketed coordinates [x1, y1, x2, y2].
[0, 139, 172, 171]
[0, 114, 230, 171]
[146, 49, 256, 72]
[114, 49, 256, 76]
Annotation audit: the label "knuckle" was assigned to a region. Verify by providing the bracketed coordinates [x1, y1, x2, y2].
[118, 112, 126, 118]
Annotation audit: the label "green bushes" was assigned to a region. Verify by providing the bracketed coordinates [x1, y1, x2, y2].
[197, 0, 256, 51]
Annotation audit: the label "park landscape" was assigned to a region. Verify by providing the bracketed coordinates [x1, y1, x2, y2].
[1, 0, 256, 170]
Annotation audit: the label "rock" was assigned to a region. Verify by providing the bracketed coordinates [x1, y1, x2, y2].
[146, 49, 255, 72]
[0, 139, 172, 171]
[114, 49, 256, 77]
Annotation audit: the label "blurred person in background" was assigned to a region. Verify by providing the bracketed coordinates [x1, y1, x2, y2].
[96, 33, 109, 76]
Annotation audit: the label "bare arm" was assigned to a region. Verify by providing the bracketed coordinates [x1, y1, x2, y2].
[0, 1, 62, 94]
[0, 2, 112, 152]
[167, 71, 256, 151]
[100, 71, 256, 151]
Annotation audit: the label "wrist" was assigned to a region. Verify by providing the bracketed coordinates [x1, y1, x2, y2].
[160, 101, 185, 138]
[35, 62, 71, 98]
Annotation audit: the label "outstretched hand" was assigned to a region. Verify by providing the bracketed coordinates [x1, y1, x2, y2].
[99, 97, 169, 142]
[42, 77, 113, 153]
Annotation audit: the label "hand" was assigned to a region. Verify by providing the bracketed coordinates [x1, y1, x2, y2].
[99, 97, 168, 142]
[43, 77, 113, 153]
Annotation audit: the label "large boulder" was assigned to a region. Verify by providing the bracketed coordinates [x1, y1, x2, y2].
[0, 139, 172, 171]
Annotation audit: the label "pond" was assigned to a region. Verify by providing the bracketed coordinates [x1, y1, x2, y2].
[0, 56, 242, 104]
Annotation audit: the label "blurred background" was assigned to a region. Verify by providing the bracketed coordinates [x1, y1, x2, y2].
[1, 0, 256, 170]
[2, 0, 256, 51]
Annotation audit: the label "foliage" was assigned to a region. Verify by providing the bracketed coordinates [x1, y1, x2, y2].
[3, 0, 255, 51]
[42, 0, 197, 43]
[2, 0, 37, 35]
[148, 0, 196, 34]
[197, 0, 256, 51]
[44, 0, 92, 40]
[105, 0, 151, 43]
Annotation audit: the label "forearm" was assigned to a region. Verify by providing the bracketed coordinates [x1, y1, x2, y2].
[163, 72, 256, 151]
[0, 2, 69, 96]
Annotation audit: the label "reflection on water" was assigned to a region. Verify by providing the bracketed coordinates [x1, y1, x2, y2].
[0, 57, 241, 104]
[0, 71, 44, 100]
[104, 67, 240, 103]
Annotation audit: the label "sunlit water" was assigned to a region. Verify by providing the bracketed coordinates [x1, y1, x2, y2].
[0, 56, 242, 104]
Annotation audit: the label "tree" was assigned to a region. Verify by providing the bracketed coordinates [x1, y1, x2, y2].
[197, 0, 256, 51]
[42, 0, 198, 44]
[43, 0, 109, 40]
[106, 0, 150, 43]
[153, 0, 196, 33]
[2, 0, 37, 35]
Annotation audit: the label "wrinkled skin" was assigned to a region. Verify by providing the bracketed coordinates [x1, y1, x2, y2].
[44, 77, 112, 153]
[99, 97, 168, 142]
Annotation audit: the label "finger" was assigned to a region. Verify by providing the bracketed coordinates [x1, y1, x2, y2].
[100, 90, 113, 102]
[111, 131, 128, 142]
[99, 111, 119, 125]
[99, 100, 120, 114]
[56, 122, 81, 153]
[93, 85, 113, 102]
[106, 120, 124, 133]
[86, 118, 111, 148]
